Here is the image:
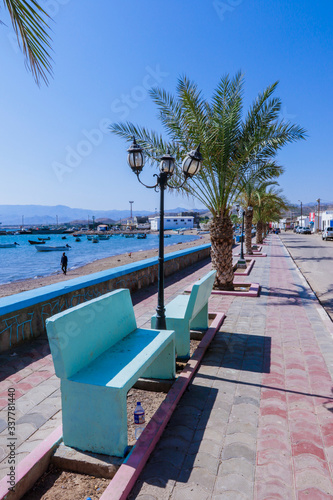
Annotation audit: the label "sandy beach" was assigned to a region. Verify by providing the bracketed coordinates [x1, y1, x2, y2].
[0, 232, 211, 299]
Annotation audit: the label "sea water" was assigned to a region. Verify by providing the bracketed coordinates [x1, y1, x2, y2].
[0, 233, 201, 285]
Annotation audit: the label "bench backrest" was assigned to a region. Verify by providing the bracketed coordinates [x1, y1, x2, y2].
[186, 270, 216, 320]
[45, 289, 137, 379]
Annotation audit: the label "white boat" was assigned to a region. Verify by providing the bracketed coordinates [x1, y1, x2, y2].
[35, 245, 71, 252]
[0, 243, 19, 248]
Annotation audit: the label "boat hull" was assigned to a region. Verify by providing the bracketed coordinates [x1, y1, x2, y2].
[35, 246, 70, 252]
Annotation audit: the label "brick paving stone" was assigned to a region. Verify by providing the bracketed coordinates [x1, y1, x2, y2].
[3, 237, 333, 499]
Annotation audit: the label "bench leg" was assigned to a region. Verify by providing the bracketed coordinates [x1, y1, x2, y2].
[190, 303, 209, 331]
[152, 316, 190, 360]
[61, 380, 128, 457]
[142, 338, 176, 379]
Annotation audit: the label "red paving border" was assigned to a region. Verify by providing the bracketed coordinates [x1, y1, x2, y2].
[0, 426, 62, 500]
[255, 236, 333, 499]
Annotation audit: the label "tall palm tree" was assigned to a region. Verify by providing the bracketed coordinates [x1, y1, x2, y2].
[1, 0, 53, 85]
[111, 73, 306, 290]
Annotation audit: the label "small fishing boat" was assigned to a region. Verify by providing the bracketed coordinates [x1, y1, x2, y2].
[98, 234, 110, 240]
[75, 237, 81, 242]
[62, 236, 67, 240]
[92, 236, 99, 243]
[38, 237, 51, 241]
[125, 234, 134, 238]
[86, 235, 92, 240]
[137, 233, 147, 239]
[35, 244, 71, 252]
[0, 242, 19, 248]
[164, 234, 171, 238]
[28, 240, 45, 245]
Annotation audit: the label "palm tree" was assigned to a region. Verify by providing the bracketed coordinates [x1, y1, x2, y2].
[111, 73, 306, 290]
[1, 0, 53, 85]
[254, 186, 289, 243]
[239, 176, 282, 255]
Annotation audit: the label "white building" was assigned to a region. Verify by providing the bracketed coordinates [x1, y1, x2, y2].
[308, 210, 333, 231]
[149, 216, 194, 231]
[296, 215, 309, 228]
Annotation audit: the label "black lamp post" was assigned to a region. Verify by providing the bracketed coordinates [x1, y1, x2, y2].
[298, 200, 303, 228]
[240, 208, 245, 260]
[127, 138, 203, 329]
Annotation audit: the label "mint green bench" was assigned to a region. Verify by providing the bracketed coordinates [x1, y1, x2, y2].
[151, 270, 216, 359]
[46, 289, 175, 457]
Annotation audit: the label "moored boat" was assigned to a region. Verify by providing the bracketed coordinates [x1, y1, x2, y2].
[28, 240, 45, 245]
[75, 237, 81, 242]
[0, 242, 19, 248]
[35, 244, 71, 252]
[137, 233, 147, 239]
[92, 236, 99, 243]
[38, 237, 51, 241]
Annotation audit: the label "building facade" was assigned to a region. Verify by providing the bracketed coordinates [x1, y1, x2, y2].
[149, 216, 194, 231]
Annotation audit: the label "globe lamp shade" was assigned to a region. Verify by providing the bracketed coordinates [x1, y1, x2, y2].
[127, 138, 144, 174]
[160, 151, 175, 176]
[182, 144, 203, 177]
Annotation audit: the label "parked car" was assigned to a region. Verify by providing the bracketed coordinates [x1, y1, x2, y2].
[322, 227, 333, 240]
[302, 227, 312, 234]
[293, 226, 299, 233]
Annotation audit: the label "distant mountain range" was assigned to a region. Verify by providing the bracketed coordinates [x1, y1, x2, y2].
[0, 204, 206, 226]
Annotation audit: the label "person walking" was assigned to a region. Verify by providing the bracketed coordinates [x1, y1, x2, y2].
[61, 252, 68, 275]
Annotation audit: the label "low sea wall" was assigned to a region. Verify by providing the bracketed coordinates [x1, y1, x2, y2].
[0, 244, 211, 352]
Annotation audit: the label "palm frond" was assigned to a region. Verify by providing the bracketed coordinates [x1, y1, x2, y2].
[3, 0, 53, 85]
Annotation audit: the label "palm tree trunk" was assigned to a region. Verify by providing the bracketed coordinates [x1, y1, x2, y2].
[210, 214, 234, 290]
[245, 210, 253, 255]
[256, 220, 264, 244]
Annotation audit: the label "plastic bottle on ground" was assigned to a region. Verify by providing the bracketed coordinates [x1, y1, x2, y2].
[134, 402, 145, 440]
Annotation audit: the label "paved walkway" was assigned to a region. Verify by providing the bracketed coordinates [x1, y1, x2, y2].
[1, 235, 333, 499]
[129, 236, 333, 499]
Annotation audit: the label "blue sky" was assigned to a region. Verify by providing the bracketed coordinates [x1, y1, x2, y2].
[0, 0, 332, 212]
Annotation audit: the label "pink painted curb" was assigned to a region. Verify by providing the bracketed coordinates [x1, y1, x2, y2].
[236, 252, 267, 258]
[234, 259, 255, 276]
[0, 425, 62, 500]
[100, 312, 226, 500]
[211, 282, 260, 297]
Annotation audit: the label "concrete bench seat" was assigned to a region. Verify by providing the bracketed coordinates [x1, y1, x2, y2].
[46, 289, 175, 457]
[151, 270, 216, 359]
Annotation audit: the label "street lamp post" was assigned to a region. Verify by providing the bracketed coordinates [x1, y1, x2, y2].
[235, 204, 250, 269]
[298, 200, 303, 228]
[316, 198, 320, 232]
[127, 138, 203, 329]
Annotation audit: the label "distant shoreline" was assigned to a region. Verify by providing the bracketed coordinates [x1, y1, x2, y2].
[0, 232, 211, 299]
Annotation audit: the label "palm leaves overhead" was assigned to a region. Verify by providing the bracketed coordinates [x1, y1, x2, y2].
[111, 73, 305, 216]
[111, 73, 306, 289]
[1, 0, 53, 85]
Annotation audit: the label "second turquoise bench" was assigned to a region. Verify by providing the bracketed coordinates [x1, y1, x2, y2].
[151, 270, 216, 359]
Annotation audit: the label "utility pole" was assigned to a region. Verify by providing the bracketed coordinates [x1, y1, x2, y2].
[298, 200, 303, 227]
[316, 198, 320, 232]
